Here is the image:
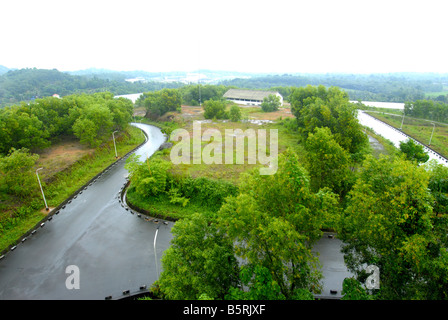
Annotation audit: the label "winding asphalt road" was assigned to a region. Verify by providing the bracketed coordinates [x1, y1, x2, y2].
[0, 123, 173, 300]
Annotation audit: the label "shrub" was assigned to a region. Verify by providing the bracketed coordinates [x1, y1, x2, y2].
[229, 105, 242, 122]
[203, 100, 228, 120]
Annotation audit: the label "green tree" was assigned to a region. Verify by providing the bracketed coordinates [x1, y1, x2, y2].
[399, 138, 429, 164]
[158, 212, 239, 300]
[217, 150, 340, 298]
[229, 105, 241, 122]
[72, 104, 114, 147]
[289, 85, 368, 156]
[340, 155, 448, 299]
[0, 148, 39, 197]
[203, 100, 228, 119]
[138, 89, 181, 119]
[260, 94, 281, 112]
[341, 278, 373, 300]
[0, 106, 50, 154]
[226, 265, 287, 300]
[107, 97, 133, 130]
[304, 127, 352, 196]
[425, 161, 448, 216]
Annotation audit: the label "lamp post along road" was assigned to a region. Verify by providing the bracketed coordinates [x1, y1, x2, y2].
[36, 168, 49, 211]
[399, 110, 405, 130]
[113, 131, 118, 158]
[154, 226, 160, 281]
[429, 123, 435, 146]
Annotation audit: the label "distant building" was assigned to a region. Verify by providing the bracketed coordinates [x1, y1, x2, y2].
[125, 77, 147, 83]
[223, 89, 283, 106]
[52, 94, 61, 99]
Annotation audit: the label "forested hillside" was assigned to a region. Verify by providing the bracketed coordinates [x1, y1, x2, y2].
[2, 68, 448, 107]
[0, 68, 182, 106]
[219, 73, 448, 102]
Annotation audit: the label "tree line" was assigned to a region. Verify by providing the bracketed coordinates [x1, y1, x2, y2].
[404, 99, 448, 123]
[0, 68, 183, 107]
[220, 73, 448, 103]
[0, 92, 134, 155]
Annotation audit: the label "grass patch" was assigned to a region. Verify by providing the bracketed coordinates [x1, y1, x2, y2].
[157, 118, 302, 184]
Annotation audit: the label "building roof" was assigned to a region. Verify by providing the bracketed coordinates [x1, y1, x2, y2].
[223, 89, 281, 101]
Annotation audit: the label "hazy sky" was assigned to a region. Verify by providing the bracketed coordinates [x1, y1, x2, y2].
[1, 0, 447, 74]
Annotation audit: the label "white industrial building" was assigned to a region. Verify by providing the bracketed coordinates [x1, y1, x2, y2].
[223, 89, 283, 106]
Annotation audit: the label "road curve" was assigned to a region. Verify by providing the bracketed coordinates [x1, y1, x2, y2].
[0, 123, 173, 300]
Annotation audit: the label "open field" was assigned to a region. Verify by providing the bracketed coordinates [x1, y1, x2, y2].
[160, 105, 299, 183]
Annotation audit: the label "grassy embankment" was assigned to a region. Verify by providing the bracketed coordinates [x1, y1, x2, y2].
[364, 111, 448, 159]
[0, 125, 145, 253]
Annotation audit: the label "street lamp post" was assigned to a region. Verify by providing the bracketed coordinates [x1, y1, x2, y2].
[429, 123, 436, 146]
[112, 131, 118, 158]
[154, 225, 160, 280]
[36, 168, 49, 211]
[399, 110, 405, 130]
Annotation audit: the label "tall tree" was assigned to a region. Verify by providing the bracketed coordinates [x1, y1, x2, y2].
[72, 104, 114, 147]
[289, 85, 368, 156]
[218, 150, 340, 298]
[158, 212, 239, 300]
[304, 127, 352, 196]
[339, 155, 448, 299]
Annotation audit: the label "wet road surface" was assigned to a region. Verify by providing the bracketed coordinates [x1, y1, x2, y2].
[0, 123, 173, 300]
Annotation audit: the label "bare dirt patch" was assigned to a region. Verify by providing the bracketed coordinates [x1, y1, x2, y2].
[36, 137, 95, 181]
[248, 107, 294, 121]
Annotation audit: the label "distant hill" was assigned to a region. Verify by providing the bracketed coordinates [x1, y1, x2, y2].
[67, 68, 162, 81]
[67, 68, 257, 83]
[0, 65, 11, 75]
[0, 68, 183, 106]
[219, 73, 448, 102]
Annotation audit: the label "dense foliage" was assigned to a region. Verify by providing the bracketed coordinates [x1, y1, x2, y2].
[135, 88, 182, 119]
[0, 148, 39, 198]
[340, 156, 448, 299]
[260, 94, 281, 112]
[0, 92, 133, 153]
[399, 139, 430, 164]
[178, 84, 229, 106]
[404, 100, 448, 123]
[202, 100, 228, 120]
[148, 150, 339, 299]
[0, 68, 182, 106]
[220, 73, 448, 102]
[289, 85, 368, 155]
